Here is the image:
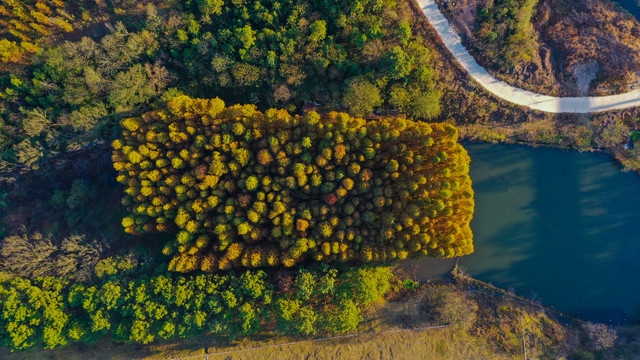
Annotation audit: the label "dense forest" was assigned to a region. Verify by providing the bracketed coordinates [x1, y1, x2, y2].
[474, 0, 538, 72]
[0, 264, 395, 350]
[1, 0, 638, 357]
[0, 0, 441, 175]
[0, 0, 477, 354]
[114, 96, 474, 272]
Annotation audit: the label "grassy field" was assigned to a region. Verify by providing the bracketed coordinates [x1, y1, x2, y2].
[197, 327, 511, 360]
[4, 320, 510, 360]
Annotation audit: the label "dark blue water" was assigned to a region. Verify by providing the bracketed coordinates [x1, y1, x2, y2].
[410, 143, 640, 324]
[616, 0, 640, 19]
[460, 143, 640, 323]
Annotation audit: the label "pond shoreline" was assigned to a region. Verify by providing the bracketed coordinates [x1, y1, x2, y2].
[408, 142, 640, 324]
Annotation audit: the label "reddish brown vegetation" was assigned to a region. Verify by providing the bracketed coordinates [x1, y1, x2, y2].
[438, 0, 640, 95]
[536, 0, 640, 94]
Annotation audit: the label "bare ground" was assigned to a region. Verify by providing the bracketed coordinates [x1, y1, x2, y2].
[437, 0, 640, 96]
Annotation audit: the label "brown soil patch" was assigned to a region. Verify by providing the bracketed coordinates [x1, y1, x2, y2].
[438, 0, 640, 96]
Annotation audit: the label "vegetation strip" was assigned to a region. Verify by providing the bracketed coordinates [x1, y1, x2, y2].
[418, 0, 640, 113]
[0, 265, 397, 350]
[168, 324, 451, 360]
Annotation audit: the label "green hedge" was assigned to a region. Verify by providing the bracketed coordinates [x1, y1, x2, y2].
[0, 265, 393, 351]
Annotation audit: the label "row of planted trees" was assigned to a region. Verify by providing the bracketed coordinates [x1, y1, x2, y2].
[112, 96, 475, 273]
[0, 265, 393, 350]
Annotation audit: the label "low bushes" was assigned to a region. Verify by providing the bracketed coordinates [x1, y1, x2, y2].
[0, 265, 393, 351]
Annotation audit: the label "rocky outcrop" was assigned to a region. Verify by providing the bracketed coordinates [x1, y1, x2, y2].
[537, 0, 640, 95]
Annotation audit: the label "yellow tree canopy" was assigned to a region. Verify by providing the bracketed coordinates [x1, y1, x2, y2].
[112, 96, 475, 272]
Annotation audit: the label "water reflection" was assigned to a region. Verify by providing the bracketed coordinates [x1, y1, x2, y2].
[457, 143, 640, 323]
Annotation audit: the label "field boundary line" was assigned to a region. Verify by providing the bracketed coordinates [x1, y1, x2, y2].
[168, 324, 451, 360]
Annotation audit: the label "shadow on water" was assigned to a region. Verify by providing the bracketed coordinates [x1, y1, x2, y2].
[414, 143, 640, 324]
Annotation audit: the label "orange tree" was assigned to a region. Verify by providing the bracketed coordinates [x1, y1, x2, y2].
[112, 96, 475, 272]
[0, 0, 74, 71]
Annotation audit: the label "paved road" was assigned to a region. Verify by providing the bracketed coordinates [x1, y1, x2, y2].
[418, 0, 640, 113]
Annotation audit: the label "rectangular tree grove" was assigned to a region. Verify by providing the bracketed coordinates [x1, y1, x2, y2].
[112, 96, 474, 272]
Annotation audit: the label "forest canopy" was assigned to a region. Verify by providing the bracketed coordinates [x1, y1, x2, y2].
[112, 96, 475, 272]
[0, 264, 394, 351]
[0, 0, 440, 173]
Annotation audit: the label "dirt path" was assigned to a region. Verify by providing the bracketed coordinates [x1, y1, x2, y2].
[419, 0, 640, 113]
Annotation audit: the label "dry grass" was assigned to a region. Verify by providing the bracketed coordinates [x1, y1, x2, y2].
[3, 326, 509, 360]
[201, 327, 510, 360]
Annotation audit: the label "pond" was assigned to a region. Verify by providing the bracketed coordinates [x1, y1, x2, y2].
[616, 0, 640, 19]
[408, 143, 640, 323]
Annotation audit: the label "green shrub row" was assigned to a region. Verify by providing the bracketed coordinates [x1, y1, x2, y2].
[0, 265, 393, 351]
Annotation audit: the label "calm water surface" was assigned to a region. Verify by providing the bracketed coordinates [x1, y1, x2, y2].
[414, 0, 640, 323]
[616, 0, 640, 19]
[414, 143, 640, 323]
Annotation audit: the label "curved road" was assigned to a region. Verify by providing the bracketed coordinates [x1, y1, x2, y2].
[418, 0, 640, 113]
